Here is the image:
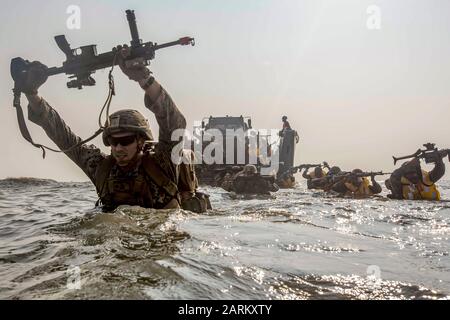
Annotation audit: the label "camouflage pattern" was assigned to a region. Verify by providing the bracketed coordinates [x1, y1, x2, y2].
[220, 172, 235, 192]
[28, 86, 186, 210]
[221, 166, 279, 195]
[102, 109, 154, 145]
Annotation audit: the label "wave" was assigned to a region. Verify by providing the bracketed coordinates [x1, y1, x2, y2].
[0, 177, 58, 186]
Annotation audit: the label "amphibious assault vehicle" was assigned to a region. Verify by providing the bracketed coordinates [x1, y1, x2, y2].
[193, 115, 299, 188]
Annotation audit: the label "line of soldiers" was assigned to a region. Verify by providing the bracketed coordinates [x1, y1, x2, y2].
[213, 118, 448, 201]
[300, 163, 384, 198]
[298, 146, 447, 201]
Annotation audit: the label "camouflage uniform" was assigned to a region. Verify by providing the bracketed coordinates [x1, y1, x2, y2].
[220, 172, 234, 192]
[222, 165, 279, 195]
[28, 87, 186, 210]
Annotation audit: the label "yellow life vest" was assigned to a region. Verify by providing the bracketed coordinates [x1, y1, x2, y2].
[278, 176, 296, 188]
[344, 177, 372, 197]
[401, 170, 440, 200]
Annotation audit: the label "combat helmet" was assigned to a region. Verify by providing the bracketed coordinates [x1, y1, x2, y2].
[243, 164, 257, 175]
[102, 109, 154, 146]
[328, 166, 341, 175]
[314, 166, 323, 177]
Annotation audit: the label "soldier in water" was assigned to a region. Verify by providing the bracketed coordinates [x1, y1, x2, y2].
[221, 165, 279, 195]
[18, 46, 210, 212]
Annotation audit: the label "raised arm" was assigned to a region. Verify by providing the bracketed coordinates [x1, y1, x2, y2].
[302, 167, 311, 179]
[143, 84, 187, 145]
[19, 61, 105, 183]
[428, 152, 445, 183]
[26, 94, 106, 183]
[116, 46, 186, 147]
[369, 176, 382, 194]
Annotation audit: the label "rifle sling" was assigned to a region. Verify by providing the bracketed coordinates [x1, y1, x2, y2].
[13, 89, 103, 159]
[141, 156, 179, 198]
[13, 90, 47, 158]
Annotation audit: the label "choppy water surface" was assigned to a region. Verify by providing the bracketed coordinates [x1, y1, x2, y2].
[0, 177, 449, 299]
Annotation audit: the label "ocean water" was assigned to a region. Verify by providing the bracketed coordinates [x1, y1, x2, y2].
[0, 177, 449, 299]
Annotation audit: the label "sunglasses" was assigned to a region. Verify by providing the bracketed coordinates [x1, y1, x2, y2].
[108, 135, 137, 147]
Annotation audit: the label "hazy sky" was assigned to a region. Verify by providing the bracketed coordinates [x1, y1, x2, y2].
[1, 0, 449, 181]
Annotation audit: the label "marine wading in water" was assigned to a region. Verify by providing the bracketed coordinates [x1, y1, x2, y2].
[221, 164, 279, 195]
[385, 143, 449, 200]
[293, 144, 449, 201]
[9, 10, 210, 213]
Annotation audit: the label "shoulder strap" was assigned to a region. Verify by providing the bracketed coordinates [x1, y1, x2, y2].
[95, 156, 115, 197]
[141, 154, 179, 197]
[13, 91, 103, 159]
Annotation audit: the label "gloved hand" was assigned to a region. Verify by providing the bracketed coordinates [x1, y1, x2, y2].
[116, 44, 151, 82]
[16, 61, 48, 95]
[430, 150, 442, 163]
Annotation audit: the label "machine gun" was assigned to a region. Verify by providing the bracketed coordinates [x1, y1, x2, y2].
[9, 9, 195, 158]
[392, 143, 450, 165]
[10, 9, 195, 89]
[324, 171, 390, 184]
[319, 171, 390, 191]
[291, 163, 321, 174]
[351, 171, 390, 178]
[276, 162, 329, 181]
[291, 162, 330, 174]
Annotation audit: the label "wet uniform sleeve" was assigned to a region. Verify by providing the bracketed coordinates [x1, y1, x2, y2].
[27, 98, 106, 183]
[388, 168, 405, 199]
[302, 170, 310, 179]
[144, 86, 187, 147]
[369, 179, 382, 194]
[428, 157, 445, 183]
[331, 180, 348, 194]
[143, 86, 187, 186]
[344, 181, 358, 193]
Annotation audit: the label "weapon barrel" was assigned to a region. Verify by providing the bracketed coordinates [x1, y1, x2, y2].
[309, 163, 322, 167]
[46, 66, 64, 76]
[354, 171, 390, 177]
[297, 163, 321, 168]
[393, 155, 414, 163]
[392, 149, 421, 165]
[46, 37, 194, 77]
[153, 37, 195, 50]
